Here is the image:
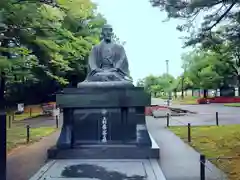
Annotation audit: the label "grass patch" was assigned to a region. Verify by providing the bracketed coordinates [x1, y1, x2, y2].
[169, 125, 240, 180]
[10, 112, 42, 121]
[7, 125, 56, 152]
[6, 104, 43, 121]
[172, 96, 199, 105]
[224, 103, 240, 107]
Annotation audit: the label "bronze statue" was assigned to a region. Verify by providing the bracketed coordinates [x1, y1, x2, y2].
[78, 24, 133, 88]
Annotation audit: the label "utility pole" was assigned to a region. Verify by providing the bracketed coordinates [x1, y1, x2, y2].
[166, 60, 170, 106]
[166, 60, 169, 75]
[181, 75, 184, 99]
[181, 67, 186, 99]
[0, 72, 6, 180]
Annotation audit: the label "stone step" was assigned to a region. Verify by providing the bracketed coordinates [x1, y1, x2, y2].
[48, 145, 160, 159]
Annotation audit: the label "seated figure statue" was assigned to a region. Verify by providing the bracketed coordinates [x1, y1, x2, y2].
[77, 24, 134, 88]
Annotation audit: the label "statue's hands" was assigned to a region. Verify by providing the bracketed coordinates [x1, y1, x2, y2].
[108, 68, 117, 72]
[94, 68, 103, 73]
[92, 68, 119, 73]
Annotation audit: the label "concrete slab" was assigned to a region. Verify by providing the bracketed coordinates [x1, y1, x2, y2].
[29, 159, 166, 180]
[152, 108, 171, 117]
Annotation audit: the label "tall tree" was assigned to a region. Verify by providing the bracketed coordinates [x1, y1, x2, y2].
[140, 74, 176, 97]
[181, 48, 236, 97]
[149, 0, 240, 47]
[0, 0, 107, 104]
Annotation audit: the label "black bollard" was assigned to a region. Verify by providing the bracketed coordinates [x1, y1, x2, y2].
[200, 154, 206, 180]
[26, 125, 30, 143]
[188, 123, 191, 143]
[56, 115, 59, 128]
[30, 108, 32, 117]
[167, 113, 169, 127]
[216, 112, 219, 126]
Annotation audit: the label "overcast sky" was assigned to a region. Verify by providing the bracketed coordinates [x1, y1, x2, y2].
[93, 0, 193, 83]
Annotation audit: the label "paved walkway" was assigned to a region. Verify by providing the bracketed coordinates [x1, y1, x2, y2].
[146, 116, 227, 180]
[166, 113, 240, 126]
[7, 131, 60, 180]
[152, 98, 240, 126]
[8, 113, 227, 180]
[13, 114, 61, 128]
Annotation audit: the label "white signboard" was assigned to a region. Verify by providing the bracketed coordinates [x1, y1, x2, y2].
[17, 103, 24, 112]
[235, 88, 239, 97]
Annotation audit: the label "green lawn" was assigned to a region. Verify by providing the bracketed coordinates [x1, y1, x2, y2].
[9, 112, 42, 121]
[224, 103, 240, 107]
[170, 125, 240, 180]
[7, 126, 56, 153]
[6, 104, 43, 121]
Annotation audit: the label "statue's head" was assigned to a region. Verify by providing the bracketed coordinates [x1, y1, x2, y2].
[101, 24, 113, 42]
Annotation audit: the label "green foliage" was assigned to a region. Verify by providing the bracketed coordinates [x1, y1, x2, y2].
[150, 0, 240, 48]
[141, 43, 239, 93]
[137, 73, 176, 96]
[0, 0, 107, 104]
[181, 46, 237, 90]
[150, 0, 240, 92]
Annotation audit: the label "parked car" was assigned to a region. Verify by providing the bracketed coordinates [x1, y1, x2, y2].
[42, 102, 56, 116]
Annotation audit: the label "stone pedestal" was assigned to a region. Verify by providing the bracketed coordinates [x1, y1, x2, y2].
[48, 86, 159, 159]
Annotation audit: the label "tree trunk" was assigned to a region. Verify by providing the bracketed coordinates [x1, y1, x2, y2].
[203, 89, 208, 98]
[238, 75, 240, 96]
[174, 90, 177, 99]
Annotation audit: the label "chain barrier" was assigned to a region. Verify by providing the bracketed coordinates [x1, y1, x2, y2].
[156, 111, 240, 180]
[200, 155, 240, 180]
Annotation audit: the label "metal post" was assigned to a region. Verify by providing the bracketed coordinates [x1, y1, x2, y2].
[26, 125, 30, 143]
[0, 71, 6, 180]
[181, 75, 184, 99]
[8, 115, 11, 129]
[188, 123, 191, 143]
[200, 154, 206, 180]
[167, 113, 169, 127]
[12, 113, 14, 121]
[181, 67, 186, 99]
[216, 112, 219, 126]
[56, 115, 59, 128]
[30, 108, 32, 117]
[166, 60, 170, 106]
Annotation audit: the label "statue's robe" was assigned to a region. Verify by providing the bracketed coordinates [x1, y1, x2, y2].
[84, 41, 131, 82]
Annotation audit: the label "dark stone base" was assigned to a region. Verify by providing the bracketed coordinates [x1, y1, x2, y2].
[52, 86, 160, 160]
[48, 144, 159, 159]
[77, 81, 134, 88]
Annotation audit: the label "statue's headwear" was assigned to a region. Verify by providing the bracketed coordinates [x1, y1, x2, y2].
[101, 24, 113, 32]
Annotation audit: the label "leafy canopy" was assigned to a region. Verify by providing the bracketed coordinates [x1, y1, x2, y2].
[0, 0, 108, 103]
